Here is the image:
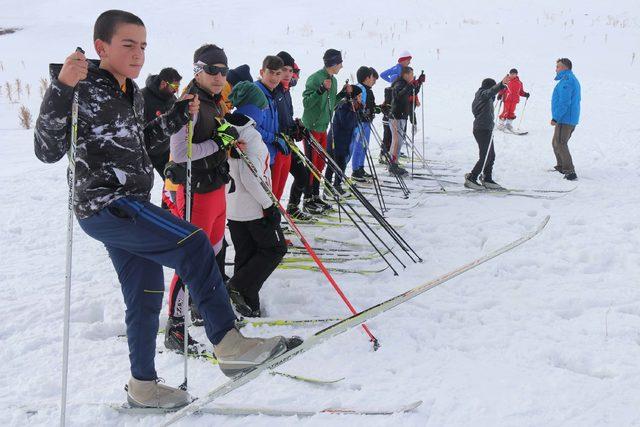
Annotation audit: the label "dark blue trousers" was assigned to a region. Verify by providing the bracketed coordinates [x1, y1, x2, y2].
[78, 197, 235, 380]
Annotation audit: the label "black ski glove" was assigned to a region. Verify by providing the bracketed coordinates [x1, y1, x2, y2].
[164, 160, 186, 185]
[262, 204, 281, 226]
[497, 93, 503, 101]
[172, 98, 192, 122]
[317, 84, 328, 95]
[293, 118, 309, 141]
[524, 92, 530, 98]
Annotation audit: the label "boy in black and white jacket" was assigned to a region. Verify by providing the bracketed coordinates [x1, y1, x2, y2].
[225, 81, 288, 318]
[33, 10, 288, 408]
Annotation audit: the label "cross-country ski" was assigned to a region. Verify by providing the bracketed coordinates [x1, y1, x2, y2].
[6, 3, 637, 426]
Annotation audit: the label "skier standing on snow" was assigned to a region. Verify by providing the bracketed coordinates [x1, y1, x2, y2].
[254, 56, 288, 197]
[225, 81, 288, 318]
[388, 66, 425, 176]
[380, 51, 412, 161]
[550, 57, 580, 181]
[497, 68, 529, 132]
[275, 51, 315, 221]
[324, 85, 363, 195]
[464, 74, 511, 190]
[350, 66, 378, 182]
[34, 10, 288, 409]
[164, 44, 236, 352]
[301, 48, 344, 214]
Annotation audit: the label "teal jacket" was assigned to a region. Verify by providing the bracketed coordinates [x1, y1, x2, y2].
[301, 68, 337, 132]
[551, 69, 581, 126]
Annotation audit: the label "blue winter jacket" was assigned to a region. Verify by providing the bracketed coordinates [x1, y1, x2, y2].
[551, 69, 581, 126]
[328, 100, 358, 157]
[254, 80, 280, 165]
[381, 63, 402, 84]
[274, 84, 295, 131]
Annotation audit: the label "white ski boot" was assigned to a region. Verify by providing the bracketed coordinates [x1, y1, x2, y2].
[126, 377, 192, 409]
[504, 119, 514, 132]
[213, 328, 287, 377]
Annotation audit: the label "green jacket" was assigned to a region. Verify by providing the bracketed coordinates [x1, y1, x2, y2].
[301, 68, 337, 132]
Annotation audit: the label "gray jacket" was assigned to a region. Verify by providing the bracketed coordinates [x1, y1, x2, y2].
[472, 82, 505, 130]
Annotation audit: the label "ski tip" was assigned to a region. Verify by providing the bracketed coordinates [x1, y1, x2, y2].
[541, 215, 551, 227]
[403, 400, 423, 412]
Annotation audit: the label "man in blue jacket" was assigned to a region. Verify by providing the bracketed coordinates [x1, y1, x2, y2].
[550, 57, 581, 181]
[255, 55, 284, 170]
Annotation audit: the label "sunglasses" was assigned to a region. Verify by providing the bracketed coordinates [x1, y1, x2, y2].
[194, 63, 229, 76]
[167, 82, 180, 90]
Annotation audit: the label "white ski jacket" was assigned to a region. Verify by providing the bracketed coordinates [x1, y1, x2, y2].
[226, 114, 273, 221]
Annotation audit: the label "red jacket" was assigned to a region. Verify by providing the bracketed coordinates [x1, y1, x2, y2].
[499, 76, 526, 104]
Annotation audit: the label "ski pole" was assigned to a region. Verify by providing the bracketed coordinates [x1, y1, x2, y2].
[179, 115, 194, 391]
[388, 108, 444, 192]
[231, 144, 380, 349]
[480, 98, 502, 183]
[517, 97, 528, 131]
[362, 127, 387, 213]
[306, 131, 420, 263]
[346, 87, 386, 214]
[421, 69, 426, 162]
[287, 138, 400, 274]
[289, 134, 403, 271]
[359, 122, 387, 213]
[60, 46, 84, 427]
[369, 124, 410, 197]
[394, 122, 446, 193]
[411, 85, 416, 176]
[368, 124, 410, 198]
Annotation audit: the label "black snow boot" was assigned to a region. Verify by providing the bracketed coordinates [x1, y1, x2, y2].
[164, 316, 206, 355]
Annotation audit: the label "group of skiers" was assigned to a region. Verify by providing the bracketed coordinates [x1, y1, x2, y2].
[140, 47, 430, 354]
[33, 8, 582, 411]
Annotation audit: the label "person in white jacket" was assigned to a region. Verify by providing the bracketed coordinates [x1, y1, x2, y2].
[225, 81, 288, 317]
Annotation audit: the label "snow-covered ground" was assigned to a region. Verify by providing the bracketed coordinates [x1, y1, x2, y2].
[1, 0, 640, 425]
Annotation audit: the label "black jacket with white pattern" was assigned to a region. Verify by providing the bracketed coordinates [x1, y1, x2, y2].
[34, 60, 189, 219]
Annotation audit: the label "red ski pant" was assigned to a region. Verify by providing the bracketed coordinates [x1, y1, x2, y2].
[271, 151, 292, 200]
[168, 186, 227, 318]
[304, 130, 327, 197]
[499, 102, 518, 120]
